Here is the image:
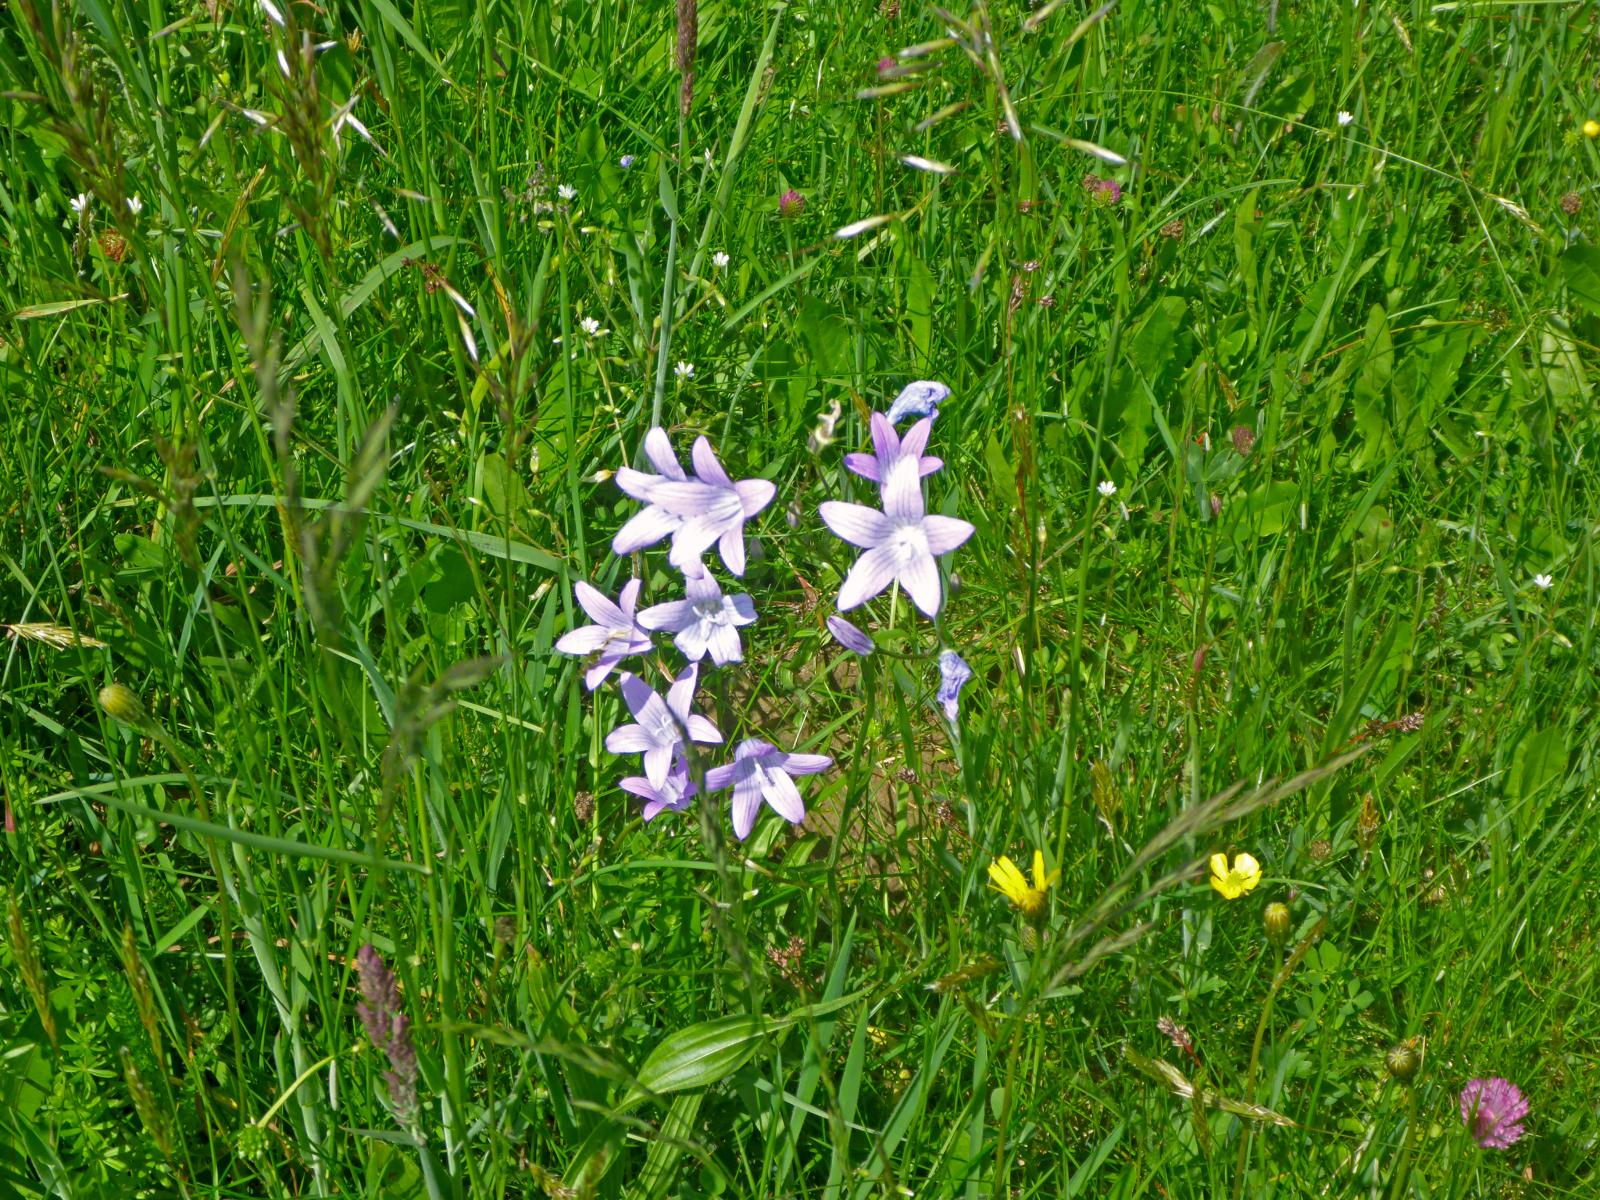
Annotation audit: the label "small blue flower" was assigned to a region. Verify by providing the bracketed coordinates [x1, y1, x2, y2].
[620, 753, 696, 821]
[619, 154, 636, 168]
[844, 412, 942, 489]
[706, 738, 833, 841]
[826, 614, 874, 656]
[605, 665, 722, 789]
[937, 650, 972, 721]
[886, 380, 951, 424]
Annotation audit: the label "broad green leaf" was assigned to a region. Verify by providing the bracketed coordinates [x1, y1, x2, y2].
[1559, 244, 1600, 317]
[1510, 727, 1567, 804]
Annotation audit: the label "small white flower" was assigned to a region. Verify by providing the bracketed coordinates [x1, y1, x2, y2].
[126, 195, 143, 215]
[675, 361, 695, 380]
[1533, 573, 1553, 591]
[713, 250, 730, 269]
[1337, 110, 1354, 127]
[580, 316, 601, 337]
[69, 192, 91, 215]
[1097, 480, 1117, 497]
[558, 183, 576, 201]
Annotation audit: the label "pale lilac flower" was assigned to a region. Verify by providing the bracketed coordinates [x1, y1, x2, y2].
[886, 380, 950, 424]
[707, 738, 833, 841]
[614, 428, 690, 558]
[827, 615, 874, 656]
[554, 579, 653, 690]
[620, 754, 696, 821]
[937, 650, 972, 720]
[1459, 1077, 1528, 1149]
[820, 460, 974, 617]
[644, 437, 776, 577]
[619, 154, 635, 168]
[639, 572, 757, 665]
[1098, 480, 1117, 497]
[845, 412, 943, 487]
[605, 666, 722, 789]
[354, 945, 418, 1121]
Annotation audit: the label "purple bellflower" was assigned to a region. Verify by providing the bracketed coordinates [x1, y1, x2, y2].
[639, 571, 757, 665]
[820, 459, 975, 617]
[706, 738, 833, 841]
[937, 650, 973, 720]
[618, 433, 776, 577]
[605, 665, 722, 789]
[827, 614, 874, 655]
[845, 412, 943, 487]
[886, 380, 950, 424]
[614, 428, 690, 558]
[621, 753, 697, 821]
[554, 579, 654, 690]
[1459, 1077, 1529, 1149]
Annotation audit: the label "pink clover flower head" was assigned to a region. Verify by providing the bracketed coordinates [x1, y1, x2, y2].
[886, 380, 950, 424]
[845, 411, 943, 488]
[1083, 173, 1121, 206]
[937, 650, 972, 720]
[605, 666, 722, 789]
[554, 579, 654, 690]
[779, 188, 805, 217]
[638, 571, 757, 666]
[614, 431, 776, 577]
[1459, 1077, 1528, 1149]
[621, 753, 697, 821]
[876, 55, 896, 77]
[820, 459, 975, 618]
[826, 614, 874, 656]
[706, 737, 833, 840]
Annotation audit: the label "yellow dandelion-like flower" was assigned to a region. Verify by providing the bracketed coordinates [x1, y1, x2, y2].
[987, 850, 1059, 919]
[1209, 852, 1262, 900]
[1584, 118, 1600, 140]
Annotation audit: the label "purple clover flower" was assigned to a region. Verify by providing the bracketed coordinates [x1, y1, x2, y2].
[827, 614, 874, 656]
[937, 650, 972, 720]
[706, 737, 833, 841]
[620, 753, 697, 821]
[820, 459, 974, 617]
[605, 665, 722, 789]
[844, 412, 943, 487]
[779, 188, 805, 217]
[554, 579, 654, 690]
[1459, 1077, 1529, 1149]
[638, 572, 757, 666]
[618, 432, 775, 577]
[886, 380, 950, 424]
[354, 945, 418, 1122]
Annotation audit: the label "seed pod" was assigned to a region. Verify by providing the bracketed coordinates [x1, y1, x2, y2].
[1385, 1043, 1421, 1082]
[98, 683, 146, 726]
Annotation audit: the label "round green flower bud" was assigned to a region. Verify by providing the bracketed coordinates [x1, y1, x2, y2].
[1263, 902, 1291, 947]
[98, 683, 146, 726]
[1385, 1044, 1420, 1082]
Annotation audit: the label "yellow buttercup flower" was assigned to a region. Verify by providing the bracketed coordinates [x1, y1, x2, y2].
[987, 850, 1059, 918]
[1209, 852, 1262, 900]
[1584, 118, 1600, 140]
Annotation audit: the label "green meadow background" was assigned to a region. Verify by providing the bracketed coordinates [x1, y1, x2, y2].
[3, 0, 1599, 1196]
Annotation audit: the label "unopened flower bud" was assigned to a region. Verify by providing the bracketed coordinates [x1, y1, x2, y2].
[1385, 1043, 1420, 1081]
[1263, 902, 1291, 947]
[98, 683, 146, 726]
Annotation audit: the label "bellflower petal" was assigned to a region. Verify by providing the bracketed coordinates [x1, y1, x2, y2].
[706, 738, 834, 841]
[639, 575, 757, 666]
[827, 615, 875, 655]
[554, 579, 653, 689]
[606, 667, 720, 787]
[846, 413, 944, 485]
[818, 501, 894, 548]
[886, 380, 950, 424]
[937, 650, 973, 720]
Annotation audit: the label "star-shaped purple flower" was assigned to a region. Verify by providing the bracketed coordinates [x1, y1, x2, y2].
[647, 437, 776, 577]
[1459, 1077, 1529, 1149]
[937, 649, 972, 720]
[604, 665, 722, 789]
[613, 428, 690, 557]
[844, 412, 943, 487]
[886, 380, 950, 424]
[638, 572, 757, 666]
[554, 579, 654, 690]
[826, 614, 874, 656]
[620, 753, 697, 821]
[706, 737, 833, 841]
[819, 459, 975, 617]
